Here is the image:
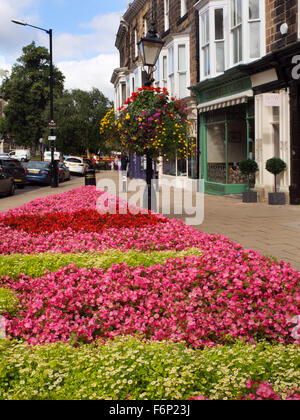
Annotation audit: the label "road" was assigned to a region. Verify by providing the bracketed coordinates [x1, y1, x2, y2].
[0, 176, 86, 213]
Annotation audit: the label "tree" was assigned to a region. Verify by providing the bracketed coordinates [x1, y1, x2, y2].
[0, 42, 64, 148]
[45, 88, 112, 156]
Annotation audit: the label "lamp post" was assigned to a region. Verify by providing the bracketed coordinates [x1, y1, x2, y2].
[138, 21, 164, 210]
[12, 19, 59, 188]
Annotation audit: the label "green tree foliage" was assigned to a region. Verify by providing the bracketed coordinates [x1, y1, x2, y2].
[0, 42, 64, 147]
[45, 88, 112, 156]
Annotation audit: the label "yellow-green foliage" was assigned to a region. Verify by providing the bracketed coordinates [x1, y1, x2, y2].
[0, 248, 202, 279]
[0, 288, 19, 315]
[0, 337, 299, 400]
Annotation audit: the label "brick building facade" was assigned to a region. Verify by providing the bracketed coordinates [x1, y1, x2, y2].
[112, 0, 300, 202]
[111, 0, 199, 180]
[266, 0, 298, 52]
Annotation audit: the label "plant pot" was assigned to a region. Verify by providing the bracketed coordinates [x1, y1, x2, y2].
[243, 191, 258, 203]
[268, 192, 286, 205]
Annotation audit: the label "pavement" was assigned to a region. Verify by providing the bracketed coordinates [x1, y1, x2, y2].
[0, 171, 299, 271]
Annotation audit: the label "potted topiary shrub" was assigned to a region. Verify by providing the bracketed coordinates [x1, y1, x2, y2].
[266, 157, 287, 205]
[239, 159, 259, 203]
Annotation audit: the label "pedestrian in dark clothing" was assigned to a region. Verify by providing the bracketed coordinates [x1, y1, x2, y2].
[121, 154, 129, 171]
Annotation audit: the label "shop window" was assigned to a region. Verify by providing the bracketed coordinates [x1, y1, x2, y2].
[163, 156, 176, 176]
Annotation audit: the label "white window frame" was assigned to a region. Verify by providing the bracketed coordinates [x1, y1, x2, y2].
[197, 0, 265, 81]
[181, 0, 188, 17]
[143, 18, 148, 36]
[157, 36, 190, 99]
[248, 0, 262, 60]
[164, 0, 170, 32]
[231, 0, 243, 65]
[134, 29, 138, 59]
[162, 54, 168, 88]
[200, 8, 211, 79]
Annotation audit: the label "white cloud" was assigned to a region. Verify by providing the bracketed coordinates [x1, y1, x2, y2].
[0, 1, 122, 98]
[0, 0, 41, 62]
[53, 12, 122, 61]
[57, 54, 119, 100]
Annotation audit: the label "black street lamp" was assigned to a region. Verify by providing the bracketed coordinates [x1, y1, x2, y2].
[138, 21, 164, 211]
[12, 19, 59, 188]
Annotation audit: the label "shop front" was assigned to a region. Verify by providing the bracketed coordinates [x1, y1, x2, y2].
[241, 40, 300, 204]
[192, 69, 254, 195]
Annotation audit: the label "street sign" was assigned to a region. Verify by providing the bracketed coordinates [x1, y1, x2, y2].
[48, 120, 57, 129]
[48, 136, 56, 141]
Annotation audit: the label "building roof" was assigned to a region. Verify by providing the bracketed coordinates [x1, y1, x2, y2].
[115, 0, 148, 50]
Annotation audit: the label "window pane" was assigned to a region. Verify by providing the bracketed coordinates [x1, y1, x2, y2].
[169, 74, 175, 95]
[233, 26, 242, 63]
[215, 9, 224, 40]
[216, 41, 225, 73]
[179, 73, 187, 98]
[203, 45, 210, 76]
[168, 47, 174, 74]
[163, 56, 167, 79]
[237, 0, 242, 24]
[231, 0, 242, 26]
[178, 45, 186, 71]
[201, 12, 209, 45]
[249, 0, 260, 19]
[249, 21, 260, 58]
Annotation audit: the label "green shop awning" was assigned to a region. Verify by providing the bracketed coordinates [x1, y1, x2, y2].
[197, 90, 253, 113]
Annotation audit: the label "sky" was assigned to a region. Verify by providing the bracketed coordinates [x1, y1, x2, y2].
[0, 0, 129, 99]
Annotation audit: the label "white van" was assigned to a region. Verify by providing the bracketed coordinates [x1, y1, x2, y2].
[43, 151, 62, 162]
[9, 149, 31, 162]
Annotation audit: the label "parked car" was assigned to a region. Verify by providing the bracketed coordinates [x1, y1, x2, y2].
[0, 166, 15, 196]
[44, 151, 62, 162]
[64, 157, 89, 176]
[0, 153, 10, 158]
[0, 158, 27, 189]
[23, 161, 52, 185]
[9, 149, 31, 162]
[58, 162, 71, 182]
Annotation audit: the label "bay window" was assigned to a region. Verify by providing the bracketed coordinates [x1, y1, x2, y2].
[168, 46, 175, 96]
[248, 0, 261, 59]
[197, 0, 265, 81]
[178, 44, 187, 98]
[231, 0, 243, 64]
[201, 10, 210, 78]
[215, 9, 225, 73]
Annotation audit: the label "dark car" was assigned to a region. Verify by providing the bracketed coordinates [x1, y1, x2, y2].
[0, 158, 27, 189]
[23, 161, 52, 185]
[83, 158, 96, 170]
[0, 166, 15, 196]
[58, 162, 71, 182]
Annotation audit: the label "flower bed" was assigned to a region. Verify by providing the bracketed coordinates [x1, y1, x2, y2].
[0, 338, 299, 400]
[0, 186, 299, 400]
